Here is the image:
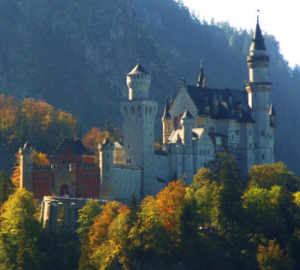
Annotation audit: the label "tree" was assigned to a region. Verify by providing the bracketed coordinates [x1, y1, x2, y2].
[77, 200, 102, 238]
[0, 170, 14, 207]
[248, 162, 299, 192]
[32, 151, 50, 166]
[77, 200, 101, 270]
[242, 185, 286, 238]
[186, 168, 220, 227]
[216, 154, 242, 229]
[82, 126, 122, 153]
[136, 181, 187, 268]
[0, 188, 41, 269]
[257, 239, 293, 270]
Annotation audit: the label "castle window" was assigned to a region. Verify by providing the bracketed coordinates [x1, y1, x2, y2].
[86, 173, 90, 179]
[86, 187, 90, 192]
[35, 175, 40, 181]
[248, 130, 252, 136]
[44, 175, 48, 181]
[235, 130, 239, 135]
[209, 127, 214, 133]
[95, 186, 98, 191]
[262, 154, 265, 160]
[249, 143, 252, 149]
[261, 130, 265, 136]
[128, 144, 130, 149]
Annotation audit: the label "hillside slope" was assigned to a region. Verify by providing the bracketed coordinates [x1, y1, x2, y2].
[0, 0, 299, 173]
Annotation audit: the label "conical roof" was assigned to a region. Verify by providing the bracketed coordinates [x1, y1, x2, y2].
[162, 99, 171, 119]
[250, 18, 266, 51]
[181, 110, 193, 119]
[269, 104, 276, 116]
[102, 137, 112, 146]
[127, 61, 149, 75]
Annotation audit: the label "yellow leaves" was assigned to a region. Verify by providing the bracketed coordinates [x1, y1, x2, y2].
[138, 181, 187, 253]
[256, 239, 292, 270]
[0, 94, 79, 153]
[89, 201, 123, 252]
[85, 201, 133, 269]
[293, 192, 300, 207]
[11, 152, 21, 188]
[32, 151, 50, 166]
[248, 162, 297, 190]
[21, 98, 54, 129]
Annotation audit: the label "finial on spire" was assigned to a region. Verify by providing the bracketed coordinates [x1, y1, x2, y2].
[182, 77, 186, 85]
[256, 9, 260, 22]
[137, 59, 140, 64]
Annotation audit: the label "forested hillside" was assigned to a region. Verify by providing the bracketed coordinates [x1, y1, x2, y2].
[0, 0, 299, 173]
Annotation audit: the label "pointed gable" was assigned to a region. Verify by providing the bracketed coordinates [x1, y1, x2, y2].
[169, 85, 198, 118]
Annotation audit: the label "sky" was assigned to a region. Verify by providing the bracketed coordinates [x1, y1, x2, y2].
[181, 0, 299, 68]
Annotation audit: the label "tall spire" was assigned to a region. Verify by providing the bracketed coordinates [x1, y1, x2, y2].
[162, 98, 171, 119]
[250, 13, 266, 51]
[197, 61, 207, 88]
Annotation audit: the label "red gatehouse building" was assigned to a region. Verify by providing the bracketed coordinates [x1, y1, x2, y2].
[19, 138, 100, 199]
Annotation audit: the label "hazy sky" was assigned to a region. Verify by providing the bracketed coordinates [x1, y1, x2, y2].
[181, 0, 299, 68]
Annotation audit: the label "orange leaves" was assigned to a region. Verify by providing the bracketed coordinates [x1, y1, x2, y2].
[155, 180, 187, 232]
[82, 127, 114, 152]
[0, 94, 78, 153]
[137, 181, 187, 255]
[89, 201, 123, 252]
[32, 151, 50, 166]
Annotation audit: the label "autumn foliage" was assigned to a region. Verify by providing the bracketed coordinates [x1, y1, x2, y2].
[82, 126, 123, 152]
[75, 160, 300, 269]
[0, 95, 78, 153]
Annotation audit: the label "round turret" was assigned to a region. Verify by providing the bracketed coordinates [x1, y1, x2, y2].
[247, 18, 270, 82]
[126, 61, 151, 100]
[180, 110, 194, 146]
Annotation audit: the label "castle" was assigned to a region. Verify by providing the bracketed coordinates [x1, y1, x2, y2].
[20, 19, 275, 203]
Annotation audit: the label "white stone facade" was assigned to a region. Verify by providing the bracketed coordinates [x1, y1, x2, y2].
[98, 20, 275, 202]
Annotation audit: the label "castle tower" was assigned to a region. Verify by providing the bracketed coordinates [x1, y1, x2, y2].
[99, 138, 114, 198]
[19, 142, 34, 191]
[181, 110, 194, 184]
[161, 99, 173, 145]
[120, 62, 158, 196]
[245, 17, 275, 165]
